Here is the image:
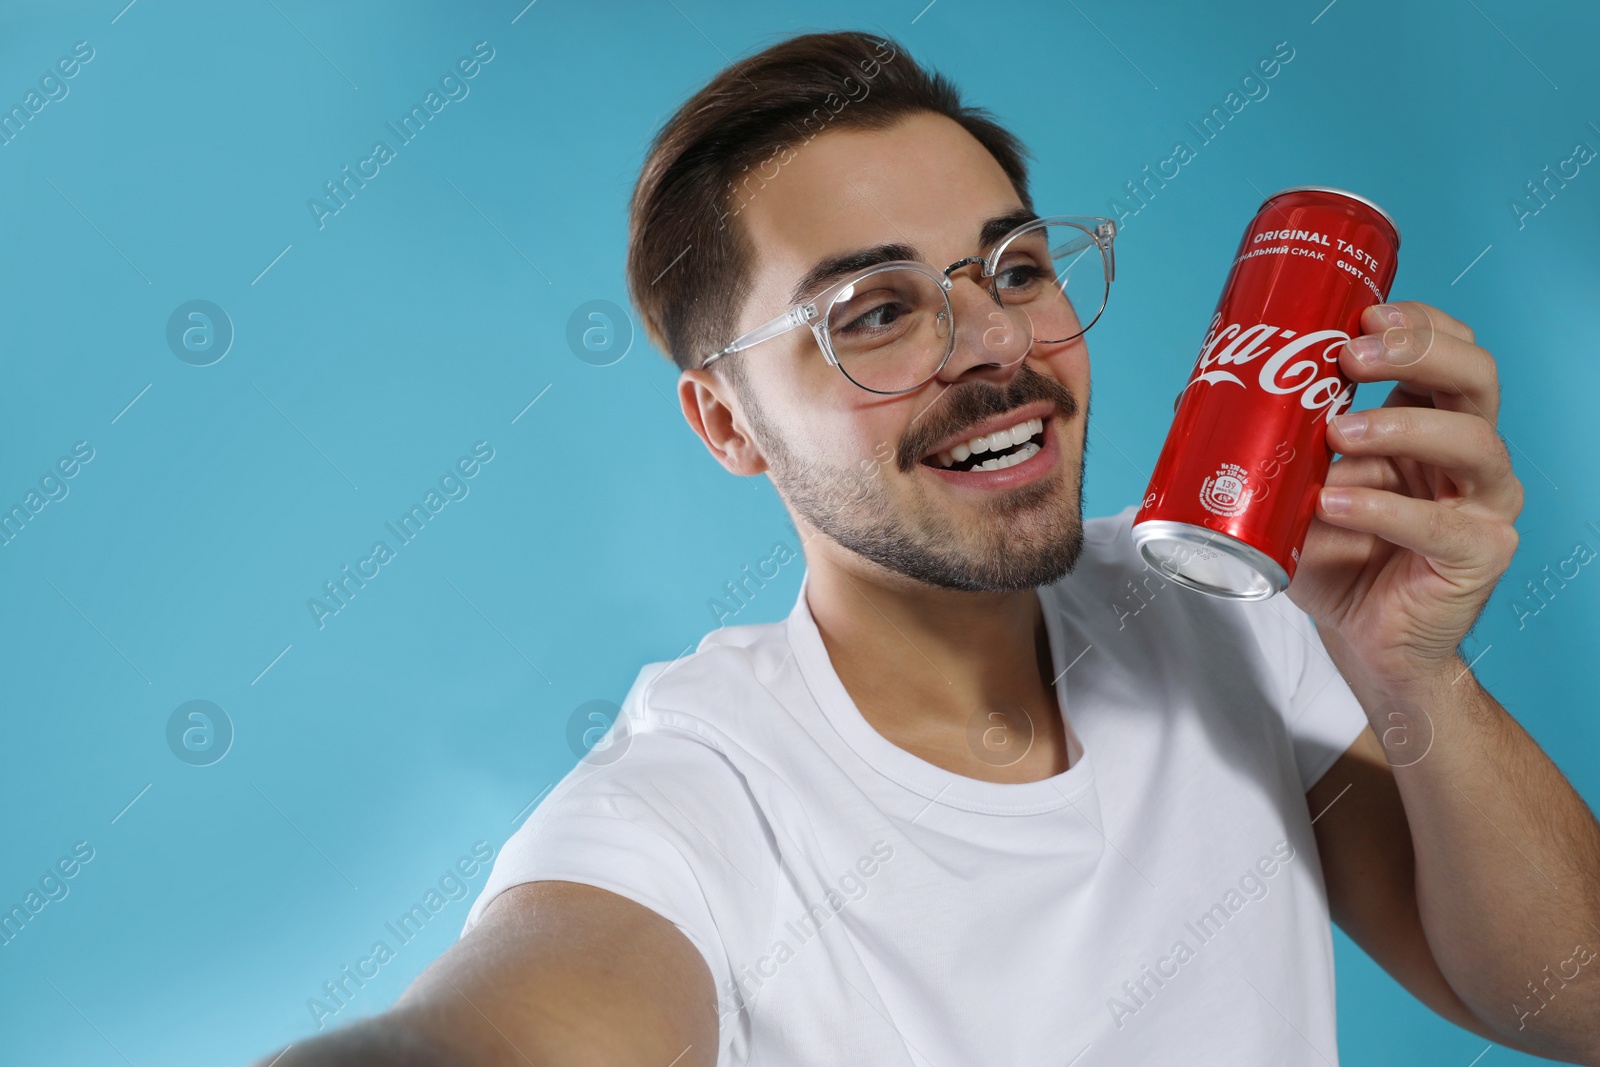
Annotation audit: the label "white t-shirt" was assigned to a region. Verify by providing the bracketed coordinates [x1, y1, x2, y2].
[461, 506, 1370, 1065]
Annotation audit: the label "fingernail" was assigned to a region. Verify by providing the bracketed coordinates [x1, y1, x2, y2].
[1321, 488, 1352, 514]
[1346, 335, 1383, 364]
[1332, 413, 1366, 439]
[1373, 303, 1405, 328]
[1382, 326, 1422, 365]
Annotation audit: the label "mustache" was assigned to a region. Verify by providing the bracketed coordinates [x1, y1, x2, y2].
[897, 365, 1080, 472]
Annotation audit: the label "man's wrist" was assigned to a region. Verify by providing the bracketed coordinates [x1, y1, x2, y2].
[1349, 653, 1504, 767]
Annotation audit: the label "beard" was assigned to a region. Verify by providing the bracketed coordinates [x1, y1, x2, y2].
[748, 364, 1087, 593]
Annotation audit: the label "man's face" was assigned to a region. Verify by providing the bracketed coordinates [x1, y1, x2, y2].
[722, 112, 1091, 592]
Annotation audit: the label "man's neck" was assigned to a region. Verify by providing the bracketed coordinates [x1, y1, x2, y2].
[802, 543, 1072, 784]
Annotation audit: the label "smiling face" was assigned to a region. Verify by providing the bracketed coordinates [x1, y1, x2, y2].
[695, 111, 1092, 592]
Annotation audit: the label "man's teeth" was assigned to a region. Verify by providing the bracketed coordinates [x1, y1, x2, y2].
[969, 441, 1041, 471]
[934, 417, 1045, 471]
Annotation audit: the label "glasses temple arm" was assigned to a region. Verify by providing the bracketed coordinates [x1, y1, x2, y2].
[704, 304, 817, 364]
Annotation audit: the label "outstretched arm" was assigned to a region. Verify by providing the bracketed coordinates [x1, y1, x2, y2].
[249, 880, 718, 1067]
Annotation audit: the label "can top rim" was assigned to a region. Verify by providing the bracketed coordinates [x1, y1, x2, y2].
[1261, 186, 1401, 248]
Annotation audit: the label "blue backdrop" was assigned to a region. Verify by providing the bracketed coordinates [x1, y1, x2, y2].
[2, 1, 1595, 1063]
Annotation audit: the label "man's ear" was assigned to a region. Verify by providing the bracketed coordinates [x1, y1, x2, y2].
[678, 368, 769, 477]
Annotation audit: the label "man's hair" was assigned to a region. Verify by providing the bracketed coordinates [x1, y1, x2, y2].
[625, 30, 1035, 374]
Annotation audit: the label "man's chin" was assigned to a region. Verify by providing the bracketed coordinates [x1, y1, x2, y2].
[823, 496, 1086, 593]
[770, 435, 1085, 592]
[884, 535, 1084, 593]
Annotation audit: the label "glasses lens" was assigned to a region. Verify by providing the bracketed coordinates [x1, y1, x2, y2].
[825, 266, 953, 393]
[990, 223, 1109, 344]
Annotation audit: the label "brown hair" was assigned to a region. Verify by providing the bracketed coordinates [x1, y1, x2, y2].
[625, 30, 1035, 374]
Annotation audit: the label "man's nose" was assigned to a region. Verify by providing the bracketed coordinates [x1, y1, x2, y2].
[936, 274, 1032, 383]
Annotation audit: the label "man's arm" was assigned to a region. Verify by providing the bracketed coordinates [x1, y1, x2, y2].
[250, 881, 718, 1067]
[1283, 299, 1600, 1063]
[1311, 688, 1600, 1062]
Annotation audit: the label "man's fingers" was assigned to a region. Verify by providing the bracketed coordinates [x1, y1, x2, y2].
[1326, 406, 1522, 515]
[1315, 487, 1518, 573]
[1339, 303, 1500, 423]
[1361, 300, 1475, 345]
[1325, 452, 1405, 494]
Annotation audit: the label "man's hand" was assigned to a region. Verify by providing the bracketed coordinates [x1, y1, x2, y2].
[1287, 299, 1523, 691]
[1288, 300, 1600, 1061]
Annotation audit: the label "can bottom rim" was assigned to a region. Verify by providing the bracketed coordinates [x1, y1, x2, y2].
[1130, 520, 1289, 601]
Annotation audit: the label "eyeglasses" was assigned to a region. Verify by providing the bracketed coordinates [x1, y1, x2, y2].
[702, 214, 1117, 395]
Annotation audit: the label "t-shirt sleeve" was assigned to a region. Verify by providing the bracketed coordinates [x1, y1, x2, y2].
[1250, 598, 1372, 791]
[459, 725, 763, 1020]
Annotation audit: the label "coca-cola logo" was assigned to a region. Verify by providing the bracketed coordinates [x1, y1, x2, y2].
[1186, 313, 1355, 418]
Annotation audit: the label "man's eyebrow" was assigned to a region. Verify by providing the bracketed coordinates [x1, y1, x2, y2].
[788, 243, 918, 306]
[978, 208, 1041, 249]
[785, 210, 1040, 307]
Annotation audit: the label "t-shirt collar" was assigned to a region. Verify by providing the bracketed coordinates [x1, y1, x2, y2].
[784, 569, 1095, 816]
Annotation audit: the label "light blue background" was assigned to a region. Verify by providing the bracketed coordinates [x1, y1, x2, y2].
[2, 0, 1596, 1063]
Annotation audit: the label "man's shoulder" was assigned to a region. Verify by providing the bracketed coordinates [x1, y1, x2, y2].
[626, 611, 797, 729]
[560, 616, 803, 818]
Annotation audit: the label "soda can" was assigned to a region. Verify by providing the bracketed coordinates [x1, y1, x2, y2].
[1130, 186, 1401, 600]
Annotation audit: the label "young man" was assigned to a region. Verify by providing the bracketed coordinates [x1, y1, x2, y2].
[261, 31, 1600, 1067]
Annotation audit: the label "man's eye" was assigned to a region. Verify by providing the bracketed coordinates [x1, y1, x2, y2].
[841, 299, 907, 332]
[995, 263, 1046, 291]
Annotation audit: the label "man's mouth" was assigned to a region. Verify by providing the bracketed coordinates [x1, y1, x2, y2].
[922, 415, 1047, 473]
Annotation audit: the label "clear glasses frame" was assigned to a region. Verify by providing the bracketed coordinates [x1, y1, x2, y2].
[701, 214, 1118, 395]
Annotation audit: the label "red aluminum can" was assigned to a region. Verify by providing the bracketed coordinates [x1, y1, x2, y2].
[1131, 186, 1401, 600]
